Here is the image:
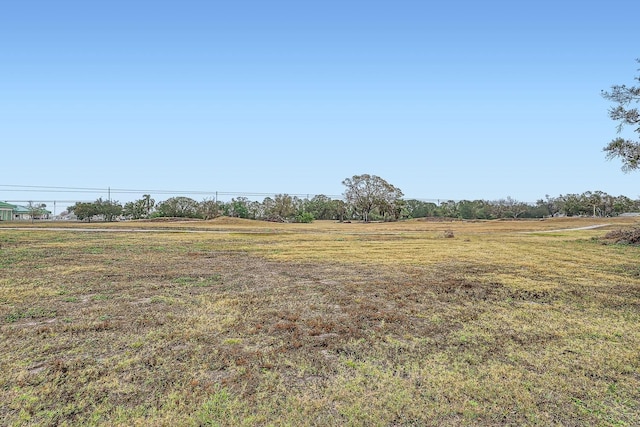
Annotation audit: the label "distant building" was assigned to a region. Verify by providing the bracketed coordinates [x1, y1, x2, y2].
[0, 201, 13, 221]
[12, 205, 31, 220]
[0, 202, 51, 220]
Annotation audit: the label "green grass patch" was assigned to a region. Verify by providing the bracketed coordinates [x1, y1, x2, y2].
[172, 275, 223, 287]
[5, 307, 57, 323]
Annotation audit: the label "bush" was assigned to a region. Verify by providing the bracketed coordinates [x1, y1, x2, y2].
[295, 212, 315, 223]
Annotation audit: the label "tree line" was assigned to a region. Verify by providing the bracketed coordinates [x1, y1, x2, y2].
[66, 175, 640, 222]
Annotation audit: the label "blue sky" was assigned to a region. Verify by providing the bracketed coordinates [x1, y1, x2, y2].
[1, 0, 639, 211]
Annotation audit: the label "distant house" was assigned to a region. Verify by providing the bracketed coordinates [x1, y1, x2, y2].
[0, 201, 13, 221]
[0, 202, 51, 220]
[33, 206, 52, 220]
[12, 205, 31, 220]
[16, 205, 51, 220]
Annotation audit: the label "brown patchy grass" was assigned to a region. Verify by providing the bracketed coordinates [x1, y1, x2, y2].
[0, 218, 639, 426]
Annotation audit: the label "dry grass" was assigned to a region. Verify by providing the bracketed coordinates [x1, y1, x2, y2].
[0, 218, 639, 426]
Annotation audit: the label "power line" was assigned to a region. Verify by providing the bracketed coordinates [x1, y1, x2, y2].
[4, 200, 90, 203]
[5, 184, 509, 204]
[0, 184, 342, 199]
[0, 184, 109, 191]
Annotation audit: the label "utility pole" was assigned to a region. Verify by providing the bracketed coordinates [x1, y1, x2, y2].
[108, 187, 111, 202]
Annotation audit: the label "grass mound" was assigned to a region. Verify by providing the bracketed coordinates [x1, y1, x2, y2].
[207, 216, 257, 225]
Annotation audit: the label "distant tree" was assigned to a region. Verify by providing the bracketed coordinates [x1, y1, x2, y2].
[95, 198, 123, 222]
[584, 191, 604, 217]
[559, 193, 589, 216]
[227, 197, 250, 218]
[503, 196, 529, 219]
[123, 201, 145, 220]
[599, 193, 616, 217]
[198, 198, 220, 220]
[261, 197, 275, 219]
[294, 212, 315, 223]
[552, 191, 639, 217]
[438, 200, 459, 218]
[342, 174, 403, 222]
[536, 195, 560, 217]
[292, 196, 305, 218]
[142, 194, 155, 217]
[271, 194, 296, 220]
[455, 200, 486, 219]
[305, 195, 335, 220]
[26, 201, 47, 222]
[472, 200, 491, 219]
[602, 59, 640, 171]
[403, 199, 438, 218]
[68, 198, 121, 222]
[521, 203, 549, 219]
[68, 202, 98, 222]
[246, 201, 260, 219]
[332, 199, 348, 222]
[123, 195, 155, 220]
[613, 195, 638, 215]
[487, 199, 507, 219]
[155, 197, 200, 218]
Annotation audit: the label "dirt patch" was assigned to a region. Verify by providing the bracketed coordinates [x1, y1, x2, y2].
[140, 217, 203, 222]
[522, 223, 612, 233]
[206, 216, 258, 225]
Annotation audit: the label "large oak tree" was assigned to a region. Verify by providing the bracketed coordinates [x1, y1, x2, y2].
[342, 174, 403, 222]
[602, 59, 640, 171]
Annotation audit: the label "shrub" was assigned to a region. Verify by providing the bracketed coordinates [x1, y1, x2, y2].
[295, 212, 315, 223]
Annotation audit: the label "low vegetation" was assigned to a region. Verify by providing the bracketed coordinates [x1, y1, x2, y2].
[1, 217, 639, 425]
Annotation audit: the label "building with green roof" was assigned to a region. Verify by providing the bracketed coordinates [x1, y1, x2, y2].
[0, 201, 14, 221]
[0, 202, 52, 220]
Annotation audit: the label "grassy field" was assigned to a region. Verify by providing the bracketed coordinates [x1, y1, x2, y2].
[1, 217, 639, 426]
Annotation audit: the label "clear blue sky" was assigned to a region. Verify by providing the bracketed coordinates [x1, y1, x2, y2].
[1, 0, 639, 211]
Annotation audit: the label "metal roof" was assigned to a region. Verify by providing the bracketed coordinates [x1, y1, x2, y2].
[0, 202, 51, 214]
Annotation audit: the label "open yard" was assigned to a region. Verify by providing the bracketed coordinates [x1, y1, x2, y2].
[1, 217, 639, 426]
